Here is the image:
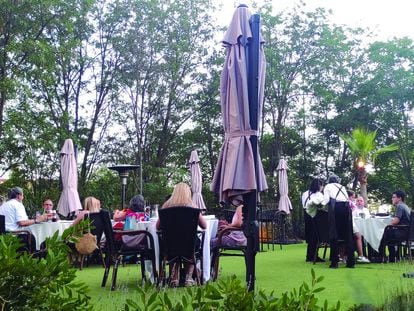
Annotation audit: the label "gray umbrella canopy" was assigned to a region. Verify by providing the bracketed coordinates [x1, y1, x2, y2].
[57, 139, 82, 217]
[189, 150, 207, 210]
[211, 6, 267, 204]
[277, 159, 292, 214]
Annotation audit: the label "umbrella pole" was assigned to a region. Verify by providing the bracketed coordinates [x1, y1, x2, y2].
[243, 13, 261, 292]
[243, 191, 259, 291]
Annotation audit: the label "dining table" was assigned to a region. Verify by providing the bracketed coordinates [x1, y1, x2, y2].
[27, 220, 73, 250]
[353, 216, 393, 252]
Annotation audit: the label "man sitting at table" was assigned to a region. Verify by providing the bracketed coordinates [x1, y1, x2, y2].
[348, 193, 370, 264]
[378, 190, 411, 263]
[42, 199, 59, 221]
[353, 196, 370, 219]
[0, 187, 45, 252]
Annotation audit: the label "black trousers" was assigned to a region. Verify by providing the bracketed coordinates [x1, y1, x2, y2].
[304, 210, 317, 261]
[378, 226, 408, 261]
[329, 202, 355, 266]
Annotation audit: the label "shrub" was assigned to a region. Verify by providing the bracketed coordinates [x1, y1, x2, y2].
[123, 269, 340, 310]
[0, 224, 92, 310]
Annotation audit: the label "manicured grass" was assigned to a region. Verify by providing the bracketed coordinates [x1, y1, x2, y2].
[76, 243, 414, 310]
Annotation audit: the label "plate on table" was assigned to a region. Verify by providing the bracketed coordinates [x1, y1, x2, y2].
[59, 220, 73, 223]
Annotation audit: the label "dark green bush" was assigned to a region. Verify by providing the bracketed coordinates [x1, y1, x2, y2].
[0, 224, 92, 310]
[123, 269, 340, 310]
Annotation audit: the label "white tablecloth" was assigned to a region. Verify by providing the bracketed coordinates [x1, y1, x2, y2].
[27, 220, 73, 250]
[354, 217, 392, 252]
[202, 217, 218, 282]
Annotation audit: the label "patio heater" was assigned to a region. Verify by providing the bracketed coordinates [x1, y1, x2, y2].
[108, 164, 140, 209]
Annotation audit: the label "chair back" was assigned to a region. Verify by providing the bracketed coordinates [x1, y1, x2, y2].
[158, 206, 200, 260]
[87, 212, 105, 245]
[408, 211, 414, 241]
[0, 214, 5, 234]
[313, 211, 329, 244]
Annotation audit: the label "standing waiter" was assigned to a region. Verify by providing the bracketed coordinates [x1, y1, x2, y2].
[323, 175, 355, 268]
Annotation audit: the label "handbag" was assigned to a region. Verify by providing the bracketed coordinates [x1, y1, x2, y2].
[75, 212, 98, 255]
[75, 232, 98, 255]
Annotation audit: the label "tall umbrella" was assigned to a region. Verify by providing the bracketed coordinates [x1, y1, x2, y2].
[277, 159, 292, 214]
[211, 5, 267, 291]
[189, 150, 207, 211]
[57, 139, 82, 217]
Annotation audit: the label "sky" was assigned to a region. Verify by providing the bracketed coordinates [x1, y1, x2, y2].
[213, 0, 414, 41]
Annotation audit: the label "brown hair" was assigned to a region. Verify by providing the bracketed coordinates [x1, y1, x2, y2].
[162, 183, 193, 208]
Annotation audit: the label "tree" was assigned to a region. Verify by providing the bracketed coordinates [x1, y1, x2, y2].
[340, 128, 398, 204]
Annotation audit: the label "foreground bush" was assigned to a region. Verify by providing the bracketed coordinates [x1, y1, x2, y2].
[0, 226, 91, 310]
[124, 269, 340, 310]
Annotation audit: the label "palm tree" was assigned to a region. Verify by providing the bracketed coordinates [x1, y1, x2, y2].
[340, 128, 398, 205]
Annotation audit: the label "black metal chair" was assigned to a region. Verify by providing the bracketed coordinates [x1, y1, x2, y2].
[0, 214, 35, 253]
[77, 212, 107, 270]
[258, 209, 285, 251]
[99, 209, 158, 290]
[158, 206, 202, 287]
[381, 211, 414, 262]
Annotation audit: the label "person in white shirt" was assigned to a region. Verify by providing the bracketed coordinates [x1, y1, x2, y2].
[353, 196, 370, 219]
[323, 174, 355, 268]
[348, 192, 370, 264]
[0, 187, 45, 252]
[301, 178, 325, 262]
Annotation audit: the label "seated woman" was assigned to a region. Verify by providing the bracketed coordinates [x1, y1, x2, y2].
[211, 204, 246, 249]
[72, 196, 101, 226]
[156, 183, 206, 287]
[113, 195, 146, 222]
[113, 195, 148, 250]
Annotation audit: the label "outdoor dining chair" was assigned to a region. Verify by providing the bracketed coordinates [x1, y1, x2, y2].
[99, 209, 158, 290]
[210, 226, 247, 281]
[0, 214, 35, 253]
[158, 206, 203, 287]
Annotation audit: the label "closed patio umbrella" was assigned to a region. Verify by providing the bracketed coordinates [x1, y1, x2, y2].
[211, 5, 267, 291]
[57, 139, 82, 217]
[277, 159, 292, 214]
[189, 150, 207, 211]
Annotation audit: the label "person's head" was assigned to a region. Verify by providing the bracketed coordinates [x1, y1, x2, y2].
[328, 174, 340, 184]
[347, 190, 355, 200]
[8, 187, 24, 202]
[392, 190, 406, 205]
[162, 182, 192, 208]
[83, 196, 101, 212]
[43, 199, 54, 212]
[129, 194, 145, 212]
[309, 178, 322, 194]
[356, 196, 365, 208]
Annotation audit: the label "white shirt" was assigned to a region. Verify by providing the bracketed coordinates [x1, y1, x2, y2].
[301, 190, 324, 208]
[0, 199, 29, 231]
[323, 183, 348, 205]
[352, 206, 370, 218]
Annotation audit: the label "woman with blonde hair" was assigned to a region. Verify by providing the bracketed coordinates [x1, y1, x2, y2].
[156, 182, 206, 287]
[72, 196, 101, 226]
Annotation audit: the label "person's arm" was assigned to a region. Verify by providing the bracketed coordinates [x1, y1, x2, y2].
[392, 205, 402, 225]
[229, 205, 243, 228]
[113, 209, 127, 222]
[198, 213, 207, 229]
[17, 213, 46, 227]
[322, 185, 331, 205]
[71, 211, 87, 226]
[156, 218, 161, 230]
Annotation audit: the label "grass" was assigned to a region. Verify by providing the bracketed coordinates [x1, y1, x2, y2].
[76, 243, 414, 310]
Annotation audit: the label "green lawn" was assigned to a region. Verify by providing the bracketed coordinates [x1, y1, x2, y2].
[76, 243, 414, 310]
